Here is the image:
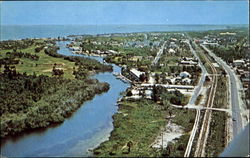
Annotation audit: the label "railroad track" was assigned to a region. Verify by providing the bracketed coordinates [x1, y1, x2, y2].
[194, 44, 218, 157]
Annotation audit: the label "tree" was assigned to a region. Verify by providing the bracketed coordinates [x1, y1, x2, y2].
[155, 73, 160, 83]
[127, 141, 133, 153]
[139, 73, 146, 82]
[127, 90, 133, 96]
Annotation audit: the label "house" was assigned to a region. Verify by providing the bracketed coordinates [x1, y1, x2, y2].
[182, 78, 192, 85]
[179, 57, 198, 65]
[233, 59, 245, 67]
[106, 50, 118, 54]
[70, 46, 81, 51]
[129, 56, 143, 62]
[175, 76, 182, 82]
[219, 32, 236, 36]
[179, 71, 191, 78]
[168, 48, 176, 54]
[170, 42, 178, 48]
[145, 90, 153, 99]
[180, 60, 198, 65]
[131, 89, 140, 95]
[236, 69, 244, 76]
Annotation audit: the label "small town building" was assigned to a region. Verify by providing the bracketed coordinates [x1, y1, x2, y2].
[233, 59, 245, 67]
[145, 90, 153, 99]
[129, 68, 145, 81]
[70, 46, 81, 51]
[182, 78, 192, 85]
[179, 71, 191, 78]
[168, 48, 176, 54]
[106, 50, 118, 54]
[129, 56, 143, 62]
[131, 89, 140, 95]
[170, 42, 178, 48]
[180, 60, 198, 65]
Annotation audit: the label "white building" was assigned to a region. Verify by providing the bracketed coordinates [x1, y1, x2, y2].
[233, 59, 245, 67]
[129, 68, 145, 81]
[145, 90, 153, 99]
[182, 78, 192, 85]
[168, 48, 176, 54]
[179, 71, 191, 78]
[180, 60, 198, 65]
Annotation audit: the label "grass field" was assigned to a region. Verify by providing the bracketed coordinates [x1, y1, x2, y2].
[0, 42, 76, 79]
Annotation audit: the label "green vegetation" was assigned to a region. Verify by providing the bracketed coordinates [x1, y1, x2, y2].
[152, 85, 190, 106]
[162, 107, 196, 157]
[205, 111, 227, 157]
[0, 38, 112, 138]
[94, 88, 195, 157]
[93, 100, 166, 157]
[0, 42, 76, 79]
[0, 39, 36, 50]
[189, 28, 249, 63]
[205, 73, 228, 156]
[0, 72, 109, 138]
[214, 76, 228, 108]
[1, 39, 112, 79]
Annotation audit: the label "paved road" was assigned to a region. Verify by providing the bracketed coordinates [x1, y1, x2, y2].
[152, 41, 167, 65]
[183, 38, 207, 157]
[186, 40, 208, 105]
[200, 44, 243, 137]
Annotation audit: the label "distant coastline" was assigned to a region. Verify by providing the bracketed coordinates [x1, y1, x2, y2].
[1, 24, 248, 41]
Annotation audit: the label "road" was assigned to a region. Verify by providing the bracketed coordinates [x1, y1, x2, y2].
[184, 109, 201, 157]
[151, 41, 167, 65]
[185, 40, 208, 105]
[184, 38, 208, 157]
[200, 44, 243, 137]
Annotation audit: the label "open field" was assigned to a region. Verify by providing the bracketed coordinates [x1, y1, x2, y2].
[0, 43, 76, 79]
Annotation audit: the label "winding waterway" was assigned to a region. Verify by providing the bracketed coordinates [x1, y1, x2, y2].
[0, 41, 130, 157]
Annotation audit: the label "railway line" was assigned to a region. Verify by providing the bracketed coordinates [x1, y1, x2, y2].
[194, 43, 218, 157]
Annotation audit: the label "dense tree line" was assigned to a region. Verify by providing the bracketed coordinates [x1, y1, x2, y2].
[35, 45, 45, 53]
[0, 57, 20, 66]
[0, 72, 110, 138]
[6, 51, 39, 61]
[0, 39, 35, 50]
[208, 44, 249, 63]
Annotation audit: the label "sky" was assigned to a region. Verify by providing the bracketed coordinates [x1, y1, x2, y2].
[1, 1, 249, 25]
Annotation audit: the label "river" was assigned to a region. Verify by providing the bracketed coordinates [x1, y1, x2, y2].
[0, 41, 130, 157]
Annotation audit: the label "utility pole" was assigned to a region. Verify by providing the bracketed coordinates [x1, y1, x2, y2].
[162, 132, 164, 152]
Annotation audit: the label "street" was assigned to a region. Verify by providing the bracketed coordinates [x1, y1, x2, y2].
[200, 44, 243, 137]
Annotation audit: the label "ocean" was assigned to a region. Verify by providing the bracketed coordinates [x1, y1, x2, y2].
[1, 24, 247, 41]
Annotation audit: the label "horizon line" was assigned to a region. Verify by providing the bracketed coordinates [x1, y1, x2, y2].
[1, 24, 249, 26]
